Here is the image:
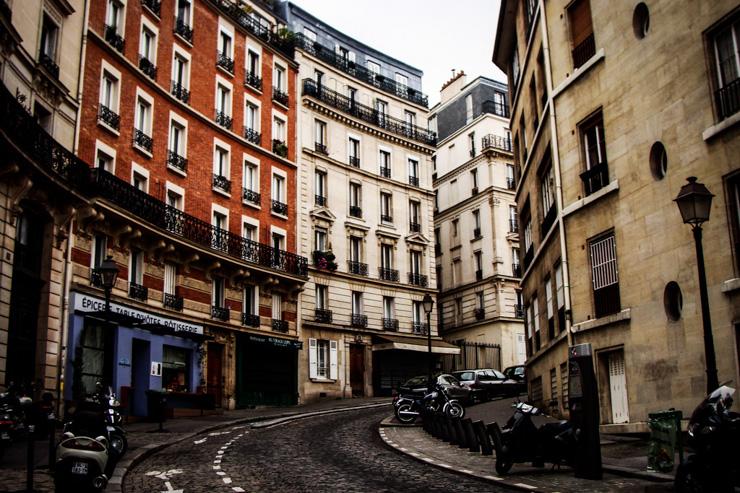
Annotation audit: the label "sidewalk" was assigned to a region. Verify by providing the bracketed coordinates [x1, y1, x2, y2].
[0, 396, 387, 493]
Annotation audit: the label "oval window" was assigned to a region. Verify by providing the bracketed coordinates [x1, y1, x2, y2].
[664, 281, 683, 321]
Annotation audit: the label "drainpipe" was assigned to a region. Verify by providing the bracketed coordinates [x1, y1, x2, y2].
[56, 216, 75, 417]
[72, 0, 90, 154]
[538, 1, 574, 347]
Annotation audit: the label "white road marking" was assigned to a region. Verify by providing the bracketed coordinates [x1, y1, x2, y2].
[209, 431, 232, 436]
[216, 451, 224, 455]
[513, 483, 538, 490]
[213, 460, 221, 464]
[483, 475, 504, 481]
[217, 471, 226, 476]
[223, 477, 232, 484]
[232, 488, 245, 493]
[194, 438, 207, 444]
[213, 466, 221, 470]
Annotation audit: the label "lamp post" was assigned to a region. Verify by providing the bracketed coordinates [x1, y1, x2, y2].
[95, 255, 120, 314]
[422, 293, 434, 392]
[674, 177, 718, 393]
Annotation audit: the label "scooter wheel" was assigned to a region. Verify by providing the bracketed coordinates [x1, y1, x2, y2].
[395, 403, 417, 424]
[445, 402, 465, 419]
[109, 433, 127, 457]
[495, 456, 513, 475]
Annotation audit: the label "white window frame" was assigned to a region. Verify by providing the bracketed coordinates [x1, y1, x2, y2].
[213, 137, 231, 179]
[95, 140, 117, 173]
[244, 284, 259, 315]
[244, 93, 261, 133]
[366, 59, 380, 75]
[271, 293, 282, 320]
[129, 249, 144, 285]
[171, 45, 191, 90]
[168, 110, 188, 161]
[242, 215, 259, 242]
[139, 17, 159, 63]
[352, 291, 363, 315]
[164, 262, 177, 296]
[270, 225, 286, 252]
[246, 42, 262, 77]
[273, 60, 287, 92]
[217, 18, 235, 59]
[131, 162, 150, 192]
[271, 167, 287, 204]
[106, 0, 126, 34]
[165, 181, 185, 210]
[272, 109, 287, 142]
[215, 76, 233, 117]
[134, 87, 154, 136]
[243, 153, 260, 193]
[174, 0, 193, 29]
[315, 284, 327, 309]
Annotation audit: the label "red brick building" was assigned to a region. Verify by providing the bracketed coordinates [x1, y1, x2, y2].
[67, 0, 306, 412]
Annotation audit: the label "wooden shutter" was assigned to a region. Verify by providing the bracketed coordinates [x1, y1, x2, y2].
[329, 340, 338, 380]
[309, 338, 318, 379]
[568, 0, 593, 46]
[608, 351, 629, 424]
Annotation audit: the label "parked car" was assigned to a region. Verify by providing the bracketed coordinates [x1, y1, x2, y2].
[397, 374, 472, 404]
[503, 365, 526, 382]
[452, 369, 525, 400]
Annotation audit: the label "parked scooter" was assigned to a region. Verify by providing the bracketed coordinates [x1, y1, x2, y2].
[55, 431, 110, 492]
[394, 383, 465, 424]
[64, 384, 127, 461]
[0, 382, 32, 460]
[674, 384, 739, 493]
[489, 401, 575, 474]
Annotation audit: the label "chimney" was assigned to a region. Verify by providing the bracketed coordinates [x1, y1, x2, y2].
[440, 70, 467, 104]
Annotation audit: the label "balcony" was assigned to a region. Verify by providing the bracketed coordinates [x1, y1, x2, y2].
[272, 319, 289, 332]
[315, 194, 326, 207]
[133, 129, 153, 153]
[541, 204, 557, 238]
[271, 199, 288, 216]
[409, 221, 421, 233]
[412, 322, 428, 335]
[244, 128, 261, 145]
[294, 34, 428, 107]
[716, 78, 740, 120]
[38, 54, 59, 79]
[481, 99, 510, 118]
[245, 71, 262, 91]
[272, 139, 288, 158]
[514, 304, 524, 319]
[580, 161, 609, 196]
[572, 32, 596, 69]
[471, 187, 479, 195]
[473, 227, 481, 238]
[469, 148, 476, 158]
[139, 56, 157, 80]
[351, 314, 368, 328]
[379, 166, 391, 178]
[408, 273, 428, 287]
[378, 267, 399, 282]
[312, 250, 337, 271]
[348, 156, 360, 168]
[302, 79, 436, 145]
[104, 25, 125, 53]
[141, 0, 161, 16]
[380, 214, 393, 223]
[216, 52, 234, 73]
[475, 269, 483, 281]
[215, 111, 232, 130]
[212, 174, 231, 194]
[171, 81, 190, 104]
[474, 308, 485, 321]
[212, 306, 230, 321]
[173, 18, 193, 43]
[273, 87, 289, 107]
[98, 105, 120, 130]
[243, 188, 260, 205]
[512, 264, 522, 277]
[349, 205, 362, 218]
[314, 308, 333, 324]
[163, 293, 183, 311]
[408, 175, 419, 187]
[482, 134, 512, 152]
[509, 219, 519, 233]
[506, 177, 516, 190]
[383, 318, 399, 331]
[242, 313, 260, 327]
[314, 142, 328, 155]
[167, 150, 187, 173]
[209, 0, 294, 59]
[129, 282, 148, 301]
[348, 260, 368, 276]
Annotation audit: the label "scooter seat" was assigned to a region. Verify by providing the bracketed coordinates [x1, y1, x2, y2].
[539, 421, 570, 435]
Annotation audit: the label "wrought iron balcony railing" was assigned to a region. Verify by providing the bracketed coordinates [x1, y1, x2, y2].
[173, 18, 193, 43]
[302, 79, 436, 145]
[314, 142, 328, 155]
[273, 87, 289, 106]
[272, 199, 288, 215]
[209, 0, 294, 59]
[245, 71, 262, 91]
[133, 128, 153, 153]
[212, 305, 230, 321]
[506, 177, 516, 190]
[242, 313, 260, 327]
[244, 127, 261, 145]
[272, 319, 289, 332]
[572, 32, 596, 69]
[348, 156, 360, 168]
[217, 52, 235, 73]
[474, 308, 485, 321]
[39, 54, 60, 79]
[272, 139, 288, 157]
[348, 261, 368, 276]
[215, 110, 232, 130]
[98, 105, 120, 130]
[580, 161, 609, 196]
[379, 268, 399, 282]
[139, 56, 157, 79]
[315, 194, 326, 206]
[167, 150, 187, 173]
[408, 175, 419, 187]
[212, 173, 231, 193]
[482, 134, 512, 152]
[512, 264, 522, 277]
[475, 269, 483, 281]
[379, 166, 391, 178]
[294, 33, 428, 107]
[509, 219, 519, 233]
[104, 25, 125, 53]
[163, 293, 183, 311]
[514, 304, 525, 319]
[243, 188, 260, 205]
[481, 99, 510, 118]
[473, 227, 481, 238]
[142, 0, 161, 15]
[408, 273, 428, 287]
[716, 78, 740, 120]
[383, 318, 399, 331]
[412, 322, 428, 335]
[349, 205, 362, 218]
[380, 214, 393, 223]
[171, 81, 190, 104]
[314, 308, 333, 324]
[312, 250, 337, 271]
[409, 221, 421, 233]
[129, 282, 148, 301]
[351, 314, 368, 328]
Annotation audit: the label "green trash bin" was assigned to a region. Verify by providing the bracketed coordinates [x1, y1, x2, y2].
[647, 409, 683, 473]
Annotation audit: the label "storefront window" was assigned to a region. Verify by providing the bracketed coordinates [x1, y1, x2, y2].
[163, 345, 191, 392]
[75, 320, 113, 398]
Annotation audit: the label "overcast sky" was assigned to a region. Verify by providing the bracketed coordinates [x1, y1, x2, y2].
[290, 0, 508, 106]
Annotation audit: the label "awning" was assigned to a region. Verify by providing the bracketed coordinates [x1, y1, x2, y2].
[372, 334, 460, 355]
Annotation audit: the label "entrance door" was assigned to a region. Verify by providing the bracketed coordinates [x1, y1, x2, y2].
[131, 339, 150, 417]
[207, 343, 224, 407]
[349, 345, 364, 397]
[608, 351, 629, 424]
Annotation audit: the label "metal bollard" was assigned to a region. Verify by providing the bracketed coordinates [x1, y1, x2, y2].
[454, 418, 468, 448]
[446, 416, 458, 445]
[26, 424, 36, 492]
[462, 418, 479, 453]
[473, 420, 494, 455]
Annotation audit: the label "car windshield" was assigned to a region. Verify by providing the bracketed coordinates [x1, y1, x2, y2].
[439, 375, 460, 386]
[479, 370, 497, 381]
[491, 369, 506, 379]
[453, 372, 473, 381]
[403, 376, 427, 387]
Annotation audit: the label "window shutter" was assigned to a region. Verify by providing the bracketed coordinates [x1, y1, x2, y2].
[568, 0, 593, 46]
[329, 340, 338, 380]
[309, 338, 318, 379]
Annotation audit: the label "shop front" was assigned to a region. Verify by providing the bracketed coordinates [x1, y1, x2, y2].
[65, 292, 205, 417]
[235, 333, 301, 407]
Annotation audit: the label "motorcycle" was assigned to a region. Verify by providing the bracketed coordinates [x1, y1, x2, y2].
[394, 384, 465, 424]
[55, 431, 109, 492]
[0, 383, 31, 460]
[489, 401, 575, 474]
[65, 384, 127, 459]
[674, 384, 739, 493]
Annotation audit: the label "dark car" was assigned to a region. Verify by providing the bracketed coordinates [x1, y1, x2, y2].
[503, 365, 526, 382]
[452, 369, 525, 400]
[397, 374, 472, 404]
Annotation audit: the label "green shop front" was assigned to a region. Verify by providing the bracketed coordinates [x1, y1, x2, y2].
[235, 333, 301, 406]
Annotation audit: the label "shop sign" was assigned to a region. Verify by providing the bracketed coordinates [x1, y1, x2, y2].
[247, 334, 303, 350]
[150, 362, 162, 376]
[73, 292, 204, 335]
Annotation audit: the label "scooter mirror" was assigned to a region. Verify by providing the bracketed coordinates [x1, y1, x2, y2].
[95, 436, 109, 448]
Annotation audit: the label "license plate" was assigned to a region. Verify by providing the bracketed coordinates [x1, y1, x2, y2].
[71, 461, 88, 475]
[1, 432, 8, 439]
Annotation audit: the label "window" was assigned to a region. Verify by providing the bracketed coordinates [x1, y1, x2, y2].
[376, 99, 388, 125]
[134, 95, 153, 152]
[314, 228, 327, 252]
[303, 28, 316, 42]
[428, 115, 438, 134]
[452, 259, 461, 286]
[315, 120, 327, 150]
[408, 158, 419, 186]
[568, 0, 595, 69]
[512, 247, 521, 275]
[247, 49, 260, 78]
[532, 296, 541, 351]
[452, 218, 459, 239]
[511, 47, 520, 90]
[381, 244, 393, 270]
[213, 145, 230, 181]
[560, 362, 569, 408]
[550, 368, 558, 402]
[213, 277, 225, 308]
[524, 218, 533, 253]
[243, 222, 257, 242]
[244, 285, 258, 315]
[545, 276, 554, 340]
[494, 92, 507, 116]
[383, 297, 394, 320]
[272, 173, 285, 203]
[169, 120, 186, 165]
[509, 206, 518, 232]
[176, 0, 192, 27]
[712, 18, 740, 120]
[273, 115, 286, 142]
[96, 148, 114, 172]
[100, 70, 120, 121]
[139, 24, 158, 76]
[272, 231, 284, 252]
[507, 164, 516, 189]
[541, 162, 556, 226]
[379, 149, 391, 177]
[395, 72, 408, 88]
[272, 293, 282, 321]
[555, 262, 565, 331]
[309, 338, 336, 380]
[580, 111, 608, 195]
[39, 14, 58, 67]
[474, 251, 483, 280]
[347, 86, 357, 106]
[405, 111, 416, 130]
[471, 167, 479, 193]
[107, 0, 124, 32]
[349, 236, 362, 264]
[245, 101, 259, 137]
[727, 174, 740, 271]
[92, 234, 107, 269]
[314, 170, 326, 205]
[274, 64, 286, 92]
[212, 210, 228, 251]
[380, 192, 393, 223]
[348, 137, 360, 166]
[472, 209, 481, 237]
[218, 27, 234, 71]
[163, 345, 191, 392]
[410, 250, 422, 276]
[589, 232, 621, 318]
[412, 301, 423, 330]
[129, 249, 144, 286]
[167, 188, 182, 210]
[164, 263, 177, 296]
[349, 182, 362, 217]
[367, 60, 380, 75]
[132, 168, 148, 191]
[468, 133, 476, 158]
[172, 52, 189, 101]
[465, 94, 473, 123]
[409, 201, 420, 232]
[216, 83, 232, 127]
[244, 160, 258, 195]
[352, 291, 363, 315]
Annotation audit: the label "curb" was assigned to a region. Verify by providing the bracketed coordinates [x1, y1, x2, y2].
[109, 402, 388, 493]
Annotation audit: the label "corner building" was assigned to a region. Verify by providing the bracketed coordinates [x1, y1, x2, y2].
[494, 0, 740, 431]
[68, 0, 307, 412]
[280, 3, 457, 401]
[429, 74, 525, 372]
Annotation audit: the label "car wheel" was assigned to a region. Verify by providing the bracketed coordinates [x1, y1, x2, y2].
[495, 456, 513, 475]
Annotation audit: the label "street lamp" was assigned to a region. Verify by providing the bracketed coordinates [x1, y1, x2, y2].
[95, 255, 119, 313]
[422, 293, 434, 392]
[674, 176, 718, 393]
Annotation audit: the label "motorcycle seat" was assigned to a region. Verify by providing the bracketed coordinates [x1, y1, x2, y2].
[538, 421, 571, 435]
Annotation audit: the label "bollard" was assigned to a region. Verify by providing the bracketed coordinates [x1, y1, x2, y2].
[462, 418, 479, 453]
[429, 413, 439, 437]
[48, 412, 56, 471]
[454, 418, 468, 448]
[473, 420, 494, 455]
[26, 424, 36, 492]
[446, 416, 459, 445]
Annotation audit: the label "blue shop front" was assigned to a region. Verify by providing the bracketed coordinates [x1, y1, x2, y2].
[65, 292, 205, 417]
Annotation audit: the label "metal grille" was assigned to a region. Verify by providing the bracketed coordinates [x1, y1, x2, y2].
[589, 234, 618, 290]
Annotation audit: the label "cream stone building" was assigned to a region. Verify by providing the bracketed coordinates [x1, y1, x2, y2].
[280, 3, 456, 402]
[0, 0, 86, 396]
[494, 0, 740, 431]
[430, 73, 525, 371]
